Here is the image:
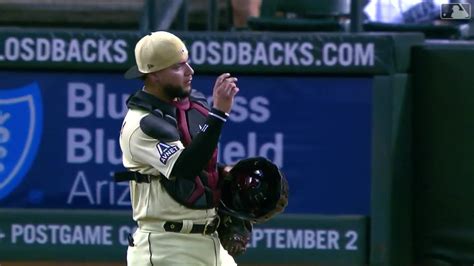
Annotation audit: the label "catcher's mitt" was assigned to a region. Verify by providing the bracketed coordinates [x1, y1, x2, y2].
[217, 211, 253, 257]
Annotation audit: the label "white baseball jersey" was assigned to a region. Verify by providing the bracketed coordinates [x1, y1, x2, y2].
[120, 107, 217, 223]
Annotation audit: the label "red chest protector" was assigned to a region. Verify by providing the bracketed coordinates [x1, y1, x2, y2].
[164, 97, 221, 208]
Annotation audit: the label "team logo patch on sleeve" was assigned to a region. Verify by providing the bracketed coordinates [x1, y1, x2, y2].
[156, 142, 180, 164]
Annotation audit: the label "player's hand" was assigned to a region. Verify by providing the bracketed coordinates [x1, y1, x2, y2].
[212, 73, 239, 114]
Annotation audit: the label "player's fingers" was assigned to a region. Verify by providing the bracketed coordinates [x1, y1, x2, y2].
[223, 77, 237, 89]
[215, 73, 231, 87]
[216, 79, 234, 95]
[222, 77, 237, 88]
[223, 82, 237, 95]
[228, 86, 239, 97]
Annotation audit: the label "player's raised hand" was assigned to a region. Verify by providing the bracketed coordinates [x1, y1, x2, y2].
[212, 73, 239, 114]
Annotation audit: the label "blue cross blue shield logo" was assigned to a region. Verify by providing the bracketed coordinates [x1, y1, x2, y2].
[0, 83, 43, 200]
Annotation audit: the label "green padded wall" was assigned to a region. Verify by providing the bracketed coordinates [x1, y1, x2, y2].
[371, 74, 413, 266]
[412, 42, 474, 265]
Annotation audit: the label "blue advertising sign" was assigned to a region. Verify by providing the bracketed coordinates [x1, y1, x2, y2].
[0, 83, 42, 200]
[0, 71, 372, 214]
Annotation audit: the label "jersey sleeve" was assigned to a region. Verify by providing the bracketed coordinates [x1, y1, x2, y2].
[128, 127, 185, 179]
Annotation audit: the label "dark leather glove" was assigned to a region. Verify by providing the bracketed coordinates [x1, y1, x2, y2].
[217, 211, 253, 257]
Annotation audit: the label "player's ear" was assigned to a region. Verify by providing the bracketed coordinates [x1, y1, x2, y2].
[148, 72, 160, 83]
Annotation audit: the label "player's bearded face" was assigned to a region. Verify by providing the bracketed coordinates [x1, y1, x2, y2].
[157, 61, 193, 100]
[162, 83, 190, 99]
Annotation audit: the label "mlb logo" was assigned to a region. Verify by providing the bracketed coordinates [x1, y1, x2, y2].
[440, 3, 471, 20]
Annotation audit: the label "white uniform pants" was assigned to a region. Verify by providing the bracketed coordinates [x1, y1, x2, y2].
[127, 228, 237, 266]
